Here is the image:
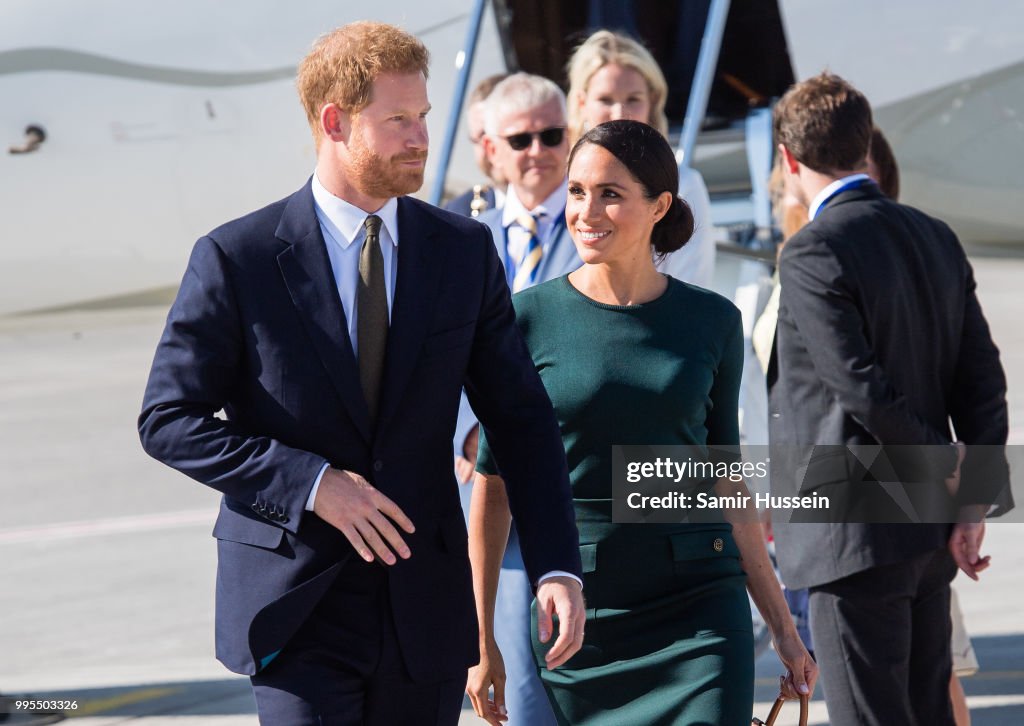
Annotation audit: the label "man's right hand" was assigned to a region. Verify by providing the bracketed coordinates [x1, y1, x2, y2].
[313, 468, 415, 564]
[949, 517, 990, 581]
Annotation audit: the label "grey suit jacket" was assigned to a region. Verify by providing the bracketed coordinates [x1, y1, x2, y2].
[768, 183, 1008, 590]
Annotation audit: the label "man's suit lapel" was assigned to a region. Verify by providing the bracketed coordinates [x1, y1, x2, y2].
[480, 212, 511, 283]
[537, 216, 580, 280]
[378, 197, 446, 427]
[481, 212, 504, 254]
[275, 180, 372, 444]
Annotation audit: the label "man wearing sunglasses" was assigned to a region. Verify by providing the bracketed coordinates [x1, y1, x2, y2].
[452, 72, 582, 726]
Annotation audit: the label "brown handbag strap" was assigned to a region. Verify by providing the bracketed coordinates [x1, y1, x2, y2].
[758, 693, 809, 726]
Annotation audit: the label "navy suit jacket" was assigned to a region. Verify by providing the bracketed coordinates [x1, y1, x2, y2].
[139, 180, 581, 678]
[453, 205, 582, 456]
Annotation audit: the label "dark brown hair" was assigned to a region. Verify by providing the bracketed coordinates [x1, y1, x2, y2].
[773, 72, 872, 175]
[569, 120, 694, 256]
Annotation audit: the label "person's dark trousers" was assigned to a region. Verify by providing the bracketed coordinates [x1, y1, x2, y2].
[809, 547, 957, 726]
[250, 560, 465, 726]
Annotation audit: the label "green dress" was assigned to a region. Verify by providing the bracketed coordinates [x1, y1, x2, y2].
[477, 275, 754, 726]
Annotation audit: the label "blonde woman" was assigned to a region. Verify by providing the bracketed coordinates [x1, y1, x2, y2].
[566, 30, 715, 288]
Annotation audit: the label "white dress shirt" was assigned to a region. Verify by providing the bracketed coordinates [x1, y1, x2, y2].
[808, 173, 871, 221]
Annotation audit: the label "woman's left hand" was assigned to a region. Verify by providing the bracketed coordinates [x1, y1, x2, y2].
[773, 630, 818, 700]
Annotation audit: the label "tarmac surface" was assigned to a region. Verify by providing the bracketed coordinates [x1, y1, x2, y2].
[1, 253, 1022, 725]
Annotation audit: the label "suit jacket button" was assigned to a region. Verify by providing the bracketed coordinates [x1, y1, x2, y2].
[373, 460, 383, 472]
[279, 515, 290, 524]
[251, 502, 260, 512]
[713, 537, 724, 553]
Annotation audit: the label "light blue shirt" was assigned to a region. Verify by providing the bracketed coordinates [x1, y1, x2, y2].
[304, 175, 581, 588]
[501, 181, 567, 269]
[306, 171, 399, 510]
[311, 171, 399, 356]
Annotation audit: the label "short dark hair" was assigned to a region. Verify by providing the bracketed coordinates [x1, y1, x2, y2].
[773, 72, 872, 174]
[569, 119, 694, 256]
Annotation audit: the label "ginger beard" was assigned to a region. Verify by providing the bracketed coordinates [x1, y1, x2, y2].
[347, 117, 428, 199]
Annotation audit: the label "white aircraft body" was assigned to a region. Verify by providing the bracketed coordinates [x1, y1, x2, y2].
[1, 0, 1021, 315]
[0, 1, 504, 314]
[780, 0, 1024, 249]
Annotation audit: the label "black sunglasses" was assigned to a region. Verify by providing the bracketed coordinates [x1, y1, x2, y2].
[502, 127, 565, 151]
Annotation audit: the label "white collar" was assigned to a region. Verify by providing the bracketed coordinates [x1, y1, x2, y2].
[311, 171, 400, 248]
[808, 173, 871, 221]
[501, 181, 567, 228]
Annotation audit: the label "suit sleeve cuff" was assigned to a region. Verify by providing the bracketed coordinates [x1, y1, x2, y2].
[537, 570, 583, 589]
[306, 463, 330, 511]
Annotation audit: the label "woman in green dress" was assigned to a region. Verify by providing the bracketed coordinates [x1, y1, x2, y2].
[466, 120, 816, 725]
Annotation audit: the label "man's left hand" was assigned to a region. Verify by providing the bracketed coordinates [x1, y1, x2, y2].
[535, 576, 585, 669]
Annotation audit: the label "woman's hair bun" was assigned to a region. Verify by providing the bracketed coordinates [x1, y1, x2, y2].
[652, 195, 695, 256]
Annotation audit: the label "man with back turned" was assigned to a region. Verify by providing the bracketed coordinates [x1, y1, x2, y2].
[138, 22, 583, 725]
[768, 72, 1007, 725]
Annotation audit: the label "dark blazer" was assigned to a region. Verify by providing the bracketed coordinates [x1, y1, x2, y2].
[768, 183, 1007, 590]
[453, 204, 582, 450]
[139, 180, 582, 678]
[444, 185, 496, 218]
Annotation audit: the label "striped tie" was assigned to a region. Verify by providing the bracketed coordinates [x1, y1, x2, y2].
[512, 213, 542, 292]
